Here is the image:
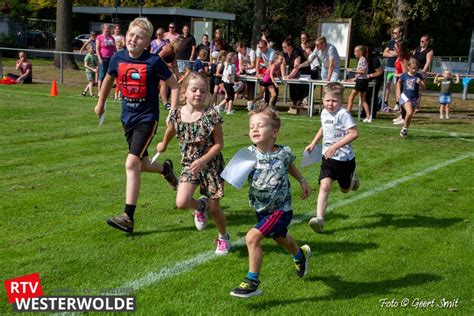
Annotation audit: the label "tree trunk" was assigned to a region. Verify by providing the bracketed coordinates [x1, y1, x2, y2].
[54, 0, 78, 69]
[251, 0, 266, 49]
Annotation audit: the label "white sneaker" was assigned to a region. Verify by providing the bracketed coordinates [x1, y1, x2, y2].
[393, 117, 404, 125]
[308, 217, 324, 234]
[440, 115, 444, 119]
[215, 106, 222, 113]
[393, 104, 400, 111]
[247, 101, 254, 111]
[193, 196, 208, 231]
[446, 115, 450, 119]
[226, 110, 235, 115]
[363, 117, 372, 123]
[215, 237, 231, 255]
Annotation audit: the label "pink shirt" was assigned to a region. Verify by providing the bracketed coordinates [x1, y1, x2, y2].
[97, 34, 116, 59]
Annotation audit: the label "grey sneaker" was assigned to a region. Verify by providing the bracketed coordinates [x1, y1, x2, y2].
[162, 159, 178, 190]
[106, 214, 134, 233]
[351, 171, 360, 191]
[230, 278, 262, 298]
[309, 217, 324, 234]
[294, 244, 311, 278]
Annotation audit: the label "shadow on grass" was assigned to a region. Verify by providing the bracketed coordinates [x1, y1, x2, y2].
[325, 213, 464, 234]
[247, 273, 442, 309]
[231, 240, 378, 258]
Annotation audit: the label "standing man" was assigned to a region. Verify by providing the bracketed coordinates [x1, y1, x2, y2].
[315, 36, 340, 82]
[176, 24, 196, 73]
[196, 34, 211, 62]
[96, 23, 116, 92]
[164, 22, 180, 42]
[382, 26, 404, 108]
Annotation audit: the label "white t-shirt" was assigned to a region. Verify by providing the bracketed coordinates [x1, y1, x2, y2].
[317, 43, 341, 69]
[256, 48, 275, 69]
[238, 47, 256, 74]
[307, 50, 321, 71]
[222, 63, 235, 84]
[320, 107, 356, 161]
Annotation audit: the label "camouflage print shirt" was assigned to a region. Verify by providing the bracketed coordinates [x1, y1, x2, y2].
[247, 144, 295, 213]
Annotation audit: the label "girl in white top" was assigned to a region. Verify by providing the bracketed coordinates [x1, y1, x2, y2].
[218, 53, 237, 114]
[346, 45, 372, 122]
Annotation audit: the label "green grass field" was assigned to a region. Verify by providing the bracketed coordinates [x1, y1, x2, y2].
[1, 83, 473, 315]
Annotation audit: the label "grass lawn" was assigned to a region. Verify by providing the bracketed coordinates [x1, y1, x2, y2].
[0, 83, 473, 315]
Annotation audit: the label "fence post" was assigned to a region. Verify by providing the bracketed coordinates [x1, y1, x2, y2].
[59, 52, 64, 84]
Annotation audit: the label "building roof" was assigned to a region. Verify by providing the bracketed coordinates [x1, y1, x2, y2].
[73, 6, 235, 21]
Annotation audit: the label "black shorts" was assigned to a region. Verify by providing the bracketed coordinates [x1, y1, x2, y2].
[319, 157, 356, 190]
[259, 79, 273, 87]
[355, 78, 369, 92]
[123, 121, 157, 159]
[223, 82, 235, 101]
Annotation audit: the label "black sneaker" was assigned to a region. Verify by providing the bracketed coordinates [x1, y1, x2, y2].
[106, 214, 134, 233]
[294, 245, 311, 278]
[162, 159, 178, 190]
[81, 91, 87, 96]
[164, 103, 171, 110]
[400, 128, 408, 138]
[230, 278, 262, 298]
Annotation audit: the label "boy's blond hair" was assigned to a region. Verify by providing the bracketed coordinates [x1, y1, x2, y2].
[407, 57, 419, 69]
[128, 17, 154, 40]
[323, 82, 344, 99]
[248, 109, 281, 130]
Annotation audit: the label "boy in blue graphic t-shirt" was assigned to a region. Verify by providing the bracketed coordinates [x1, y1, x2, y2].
[95, 17, 180, 234]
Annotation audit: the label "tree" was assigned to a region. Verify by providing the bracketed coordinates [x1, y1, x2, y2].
[251, 0, 265, 48]
[54, 0, 78, 69]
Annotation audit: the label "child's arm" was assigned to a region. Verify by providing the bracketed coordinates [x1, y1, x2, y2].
[289, 162, 310, 199]
[305, 127, 323, 152]
[189, 122, 224, 175]
[156, 122, 176, 153]
[417, 76, 426, 91]
[454, 74, 460, 84]
[434, 74, 440, 85]
[94, 74, 115, 116]
[324, 127, 358, 159]
[166, 75, 180, 110]
[396, 77, 402, 100]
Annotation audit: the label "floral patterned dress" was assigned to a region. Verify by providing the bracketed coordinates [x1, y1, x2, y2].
[168, 106, 225, 198]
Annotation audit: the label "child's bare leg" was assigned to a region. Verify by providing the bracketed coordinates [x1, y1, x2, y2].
[159, 81, 168, 105]
[347, 89, 358, 111]
[403, 102, 414, 129]
[268, 86, 277, 108]
[175, 182, 199, 210]
[246, 228, 265, 273]
[445, 105, 450, 118]
[359, 91, 369, 117]
[274, 234, 299, 256]
[88, 81, 94, 95]
[317, 177, 333, 219]
[125, 154, 142, 205]
[208, 198, 227, 235]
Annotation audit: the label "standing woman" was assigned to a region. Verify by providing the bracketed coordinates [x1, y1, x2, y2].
[112, 24, 124, 44]
[281, 36, 308, 111]
[96, 23, 116, 92]
[412, 35, 434, 76]
[392, 40, 411, 124]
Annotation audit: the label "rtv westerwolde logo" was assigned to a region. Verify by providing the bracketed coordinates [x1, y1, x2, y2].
[4, 273, 43, 303]
[4, 273, 135, 312]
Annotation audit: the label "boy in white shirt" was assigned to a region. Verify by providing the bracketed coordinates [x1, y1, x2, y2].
[304, 82, 359, 233]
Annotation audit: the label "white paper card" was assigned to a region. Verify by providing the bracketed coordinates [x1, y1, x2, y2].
[221, 148, 257, 189]
[150, 152, 160, 164]
[301, 145, 322, 167]
[98, 102, 107, 127]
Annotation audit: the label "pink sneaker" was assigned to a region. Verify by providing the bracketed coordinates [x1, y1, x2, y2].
[193, 196, 208, 231]
[215, 238, 231, 255]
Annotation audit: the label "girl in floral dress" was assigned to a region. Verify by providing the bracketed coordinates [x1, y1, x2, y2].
[156, 71, 231, 255]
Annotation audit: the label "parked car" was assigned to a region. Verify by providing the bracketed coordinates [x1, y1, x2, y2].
[75, 34, 90, 44]
[17, 30, 55, 49]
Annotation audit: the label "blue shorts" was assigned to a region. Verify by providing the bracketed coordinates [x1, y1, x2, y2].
[438, 93, 452, 105]
[99, 58, 111, 82]
[255, 210, 292, 239]
[399, 93, 419, 108]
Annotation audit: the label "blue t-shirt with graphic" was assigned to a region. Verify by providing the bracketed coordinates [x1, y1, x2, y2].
[400, 72, 424, 100]
[108, 49, 172, 126]
[247, 144, 295, 213]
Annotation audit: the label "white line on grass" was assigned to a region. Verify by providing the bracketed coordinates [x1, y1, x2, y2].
[111, 151, 474, 295]
[280, 116, 474, 137]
